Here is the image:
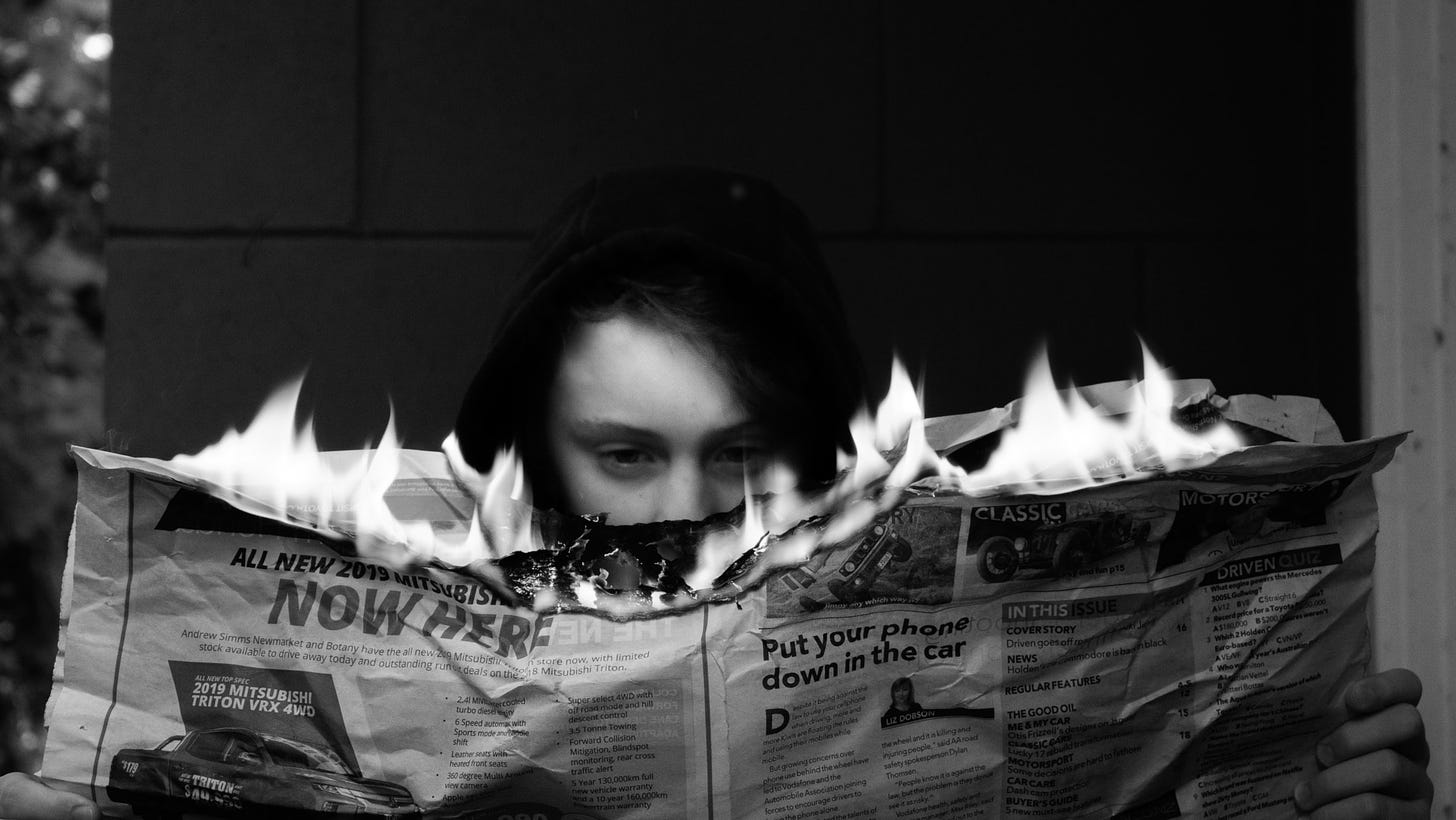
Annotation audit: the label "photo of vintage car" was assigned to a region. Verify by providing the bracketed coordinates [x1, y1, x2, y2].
[826, 509, 914, 603]
[107, 726, 420, 818]
[975, 510, 1152, 583]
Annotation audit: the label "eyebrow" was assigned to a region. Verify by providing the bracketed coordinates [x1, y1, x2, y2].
[567, 419, 662, 444]
[566, 418, 767, 448]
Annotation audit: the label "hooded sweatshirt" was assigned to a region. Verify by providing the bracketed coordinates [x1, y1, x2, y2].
[453, 165, 865, 512]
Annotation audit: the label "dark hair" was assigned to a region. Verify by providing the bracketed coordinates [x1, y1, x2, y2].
[454, 166, 866, 514]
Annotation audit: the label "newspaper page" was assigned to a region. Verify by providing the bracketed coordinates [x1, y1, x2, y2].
[41, 398, 1403, 819]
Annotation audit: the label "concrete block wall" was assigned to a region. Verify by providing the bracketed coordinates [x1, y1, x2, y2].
[107, 1, 1357, 455]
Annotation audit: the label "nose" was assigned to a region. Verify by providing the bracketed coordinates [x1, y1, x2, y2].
[654, 463, 739, 522]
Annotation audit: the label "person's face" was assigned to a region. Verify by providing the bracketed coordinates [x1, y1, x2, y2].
[545, 314, 775, 524]
[892, 684, 911, 708]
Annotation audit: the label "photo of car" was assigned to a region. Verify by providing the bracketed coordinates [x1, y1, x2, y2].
[1154, 475, 1358, 570]
[974, 510, 1152, 583]
[826, 509, 914, 603]
[107, 726, 420, 818]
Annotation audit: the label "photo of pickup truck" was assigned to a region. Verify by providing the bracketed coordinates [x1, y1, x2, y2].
[107, 726, 420, 818]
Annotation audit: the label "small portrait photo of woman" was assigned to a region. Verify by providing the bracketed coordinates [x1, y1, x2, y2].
[883, 677, 923, 719]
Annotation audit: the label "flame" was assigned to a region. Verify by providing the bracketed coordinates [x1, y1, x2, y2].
[842, 360, 928, 486]
[440, 435, 536, 559]
[167, 377, 529, 596]
[170, 376, 390, 539]
[160, 344, 1241, 616]
[956, 345, 1241, 495]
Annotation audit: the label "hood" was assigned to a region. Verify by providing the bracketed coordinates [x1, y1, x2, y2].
[453, 165, 865, 505]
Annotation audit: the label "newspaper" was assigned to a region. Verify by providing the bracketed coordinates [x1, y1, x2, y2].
[41, 391, 1403, 819]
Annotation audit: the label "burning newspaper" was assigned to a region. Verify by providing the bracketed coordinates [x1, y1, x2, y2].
[42, 377, 1401, 819]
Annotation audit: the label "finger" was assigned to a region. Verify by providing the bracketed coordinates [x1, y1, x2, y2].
[1344, 668, 1422, 715]
[0, 772, 98, 820]
[1317, 703, 1428, 768]
[1295, 748, 1434, 811]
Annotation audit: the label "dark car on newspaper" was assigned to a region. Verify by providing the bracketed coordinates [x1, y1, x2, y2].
[975, 510, 1152, 583]
[107, 726, 420, 818]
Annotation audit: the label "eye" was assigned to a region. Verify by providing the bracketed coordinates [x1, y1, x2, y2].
[598, 447, 657, 476]
[712, 444, 769, 474]
[717, 446, 753, 464]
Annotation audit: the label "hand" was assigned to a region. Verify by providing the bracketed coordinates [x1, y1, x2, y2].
[1293, 668, 1433, 819]
[0, 772, 97, 820]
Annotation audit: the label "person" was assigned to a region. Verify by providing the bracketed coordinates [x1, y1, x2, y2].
[884, 677, 924, 719]
[451, 165, 865, 525]
[0, 166, 1433, 819]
